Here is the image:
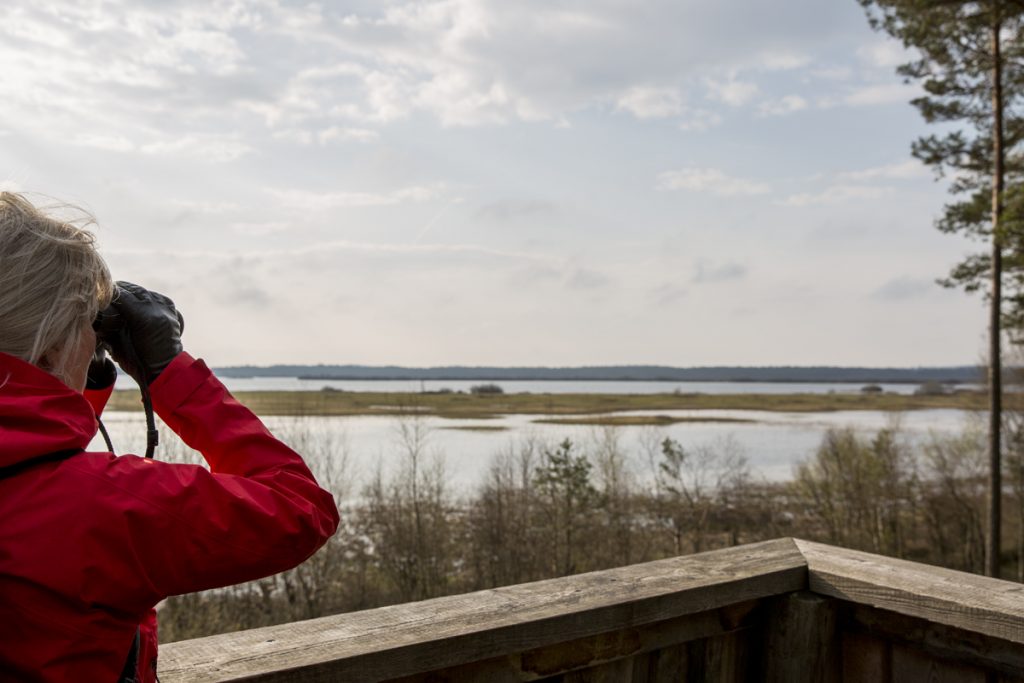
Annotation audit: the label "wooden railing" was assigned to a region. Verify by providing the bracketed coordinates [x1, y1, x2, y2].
[158, 538, 1024, 682]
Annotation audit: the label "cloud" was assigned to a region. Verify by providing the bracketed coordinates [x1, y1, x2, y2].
[856, 41, 914, 68]
[872, 276, 935, 301]
[413, 74, 515, 127]
[567, 268, 612, 290]
[318, 126, 379, 144]
[289, 240, 551, 265]
[779, 184, 893, 207]
[140, 135, 253, 163]
[0, 0, 871, 155]
[269, 185, 443, 210]
[107, 238, 555, 267]
[271, 128, 314, 145]
[68, 130, 253, 162]
[693, 261, 747, 284]
[678, 108, 723, 132]
[778, 160, 927, 208]
[810, 65, 853, 81]
[272, 125, 379, 146]
[230, 221, 292, 236]
[71, 134, 135, 152]
[506, 263, 562, 287]
[215, 284, 272, 309]
[168, 199, 242, 215]
[756, 51, 812, 71]
[1, 1, 986, 369]
[757, 95, 808, 117]
[838, 160, 928, 181]
[704, 77, 759, 106]
[476, 199, 559, 222]
[616, 86, 684, 119]
[842, 82, 921, 106]
[657, 168, 770, 196]
[652, 283, 687, 306]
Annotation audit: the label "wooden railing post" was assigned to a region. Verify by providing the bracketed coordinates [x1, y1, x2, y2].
[763, 590, 839, 683]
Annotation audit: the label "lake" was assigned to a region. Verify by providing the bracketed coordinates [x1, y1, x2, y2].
[90, 405, 978, 492]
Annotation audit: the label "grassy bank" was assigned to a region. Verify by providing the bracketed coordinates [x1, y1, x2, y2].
[105, 387, 994, 418]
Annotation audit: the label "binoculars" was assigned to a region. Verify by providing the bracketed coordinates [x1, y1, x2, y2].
[92, 304, 124, 350]
[89, 284, 184, 459]
[91, 285, 185, 360]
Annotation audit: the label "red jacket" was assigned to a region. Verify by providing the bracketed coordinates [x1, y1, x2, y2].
[0, 352, 340, 682]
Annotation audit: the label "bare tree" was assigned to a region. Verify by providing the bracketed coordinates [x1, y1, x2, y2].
[793, 425, 917, 556]
[921, 427, 989, 573]
[655, 436, 749, 554]
[468, 437, 541, 588]
[590, 426, 639, 567]
[362, 415, 453, 602]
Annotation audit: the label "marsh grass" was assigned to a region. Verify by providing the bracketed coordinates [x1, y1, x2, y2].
[105, 388, 992, 417]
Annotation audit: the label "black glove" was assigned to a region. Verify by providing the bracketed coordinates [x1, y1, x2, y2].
[103, 281, 184, 385]
[85, 350, 118, 391]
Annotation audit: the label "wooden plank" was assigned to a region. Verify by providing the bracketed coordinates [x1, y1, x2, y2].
[891, 644, 987, 683]
[629, 651, 656, 683]
[371, 603, 763, 683]
[518, 628, 642, 679]
[763, 591, 839, 683]
[382, 657, 522, 683]
[847, 604, 1024, 679]
[686, 631, 747, 683]
[840, 631, 889, 683]
[514, 604, 762, 680]
[650, 644, 687, 683]
[562, 658, 633, 683]
[796, 539, 1024, 645]
[160, 539, 806, 682]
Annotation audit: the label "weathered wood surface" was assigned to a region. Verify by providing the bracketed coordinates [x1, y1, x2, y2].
[763, 591, 839, 683]
[890, 643, 988, 683]
[847, 604, 1024, 679]
[796, 539, 1024, 645]
[685, 631, 748, 682]
[840, 631, 889, 683]
[160, 538, 1024, 682]
[159, 539, 805, 682]
[383, 602, 763, 683]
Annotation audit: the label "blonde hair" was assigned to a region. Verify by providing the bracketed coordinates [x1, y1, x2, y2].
[0, 192, 114, 383]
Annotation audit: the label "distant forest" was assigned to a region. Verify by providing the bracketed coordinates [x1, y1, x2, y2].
[212, 364, 986, 384]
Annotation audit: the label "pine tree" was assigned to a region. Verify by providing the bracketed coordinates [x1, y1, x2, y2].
[858, 0, 1024, 577]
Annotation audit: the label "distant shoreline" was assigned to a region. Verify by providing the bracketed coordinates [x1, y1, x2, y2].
[292, 375, 971, 384]
[212, 364, 987, 384]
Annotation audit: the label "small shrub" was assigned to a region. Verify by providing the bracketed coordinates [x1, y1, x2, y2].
[914, 381, 947, 396]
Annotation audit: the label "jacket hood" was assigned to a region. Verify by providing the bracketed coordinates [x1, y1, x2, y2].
[0, 351, 97, 468]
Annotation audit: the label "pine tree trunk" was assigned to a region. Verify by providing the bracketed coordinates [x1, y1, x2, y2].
[988, 11, 1005, 579]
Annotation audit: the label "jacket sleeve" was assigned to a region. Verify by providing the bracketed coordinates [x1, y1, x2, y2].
[83, 382, 114, 417]
[77, 353, 340, 613]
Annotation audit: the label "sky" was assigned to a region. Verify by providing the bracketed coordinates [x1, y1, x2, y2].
[0, 0, 992, 368]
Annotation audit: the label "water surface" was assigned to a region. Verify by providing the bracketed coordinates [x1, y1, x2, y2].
[91, 407, 976, 491]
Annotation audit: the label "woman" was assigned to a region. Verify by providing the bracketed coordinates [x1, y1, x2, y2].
[0, 193, 340, 682]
